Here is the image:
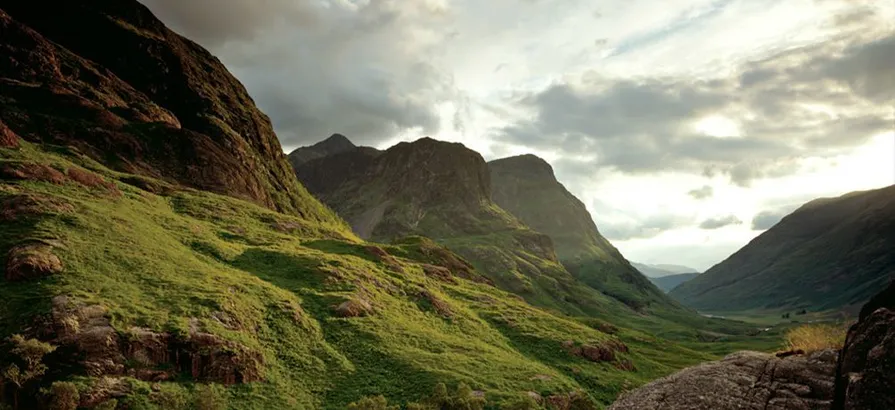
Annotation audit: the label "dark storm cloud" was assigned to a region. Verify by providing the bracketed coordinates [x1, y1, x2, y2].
[687, 185, 714, 200]
[498, 20, 894, 186]
[140, 0, 458, 147]
[699, 215, 742, 230]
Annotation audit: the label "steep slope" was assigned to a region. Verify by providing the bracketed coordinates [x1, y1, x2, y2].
[0, 0, 339, 222]
[293, 137, 649, 316]
[0, 3, 753, 408]
[648, 273, 700, 293]
[488, 154, 678, 311]
[633, 262, 700, 278]
[671, 185, 895, 313]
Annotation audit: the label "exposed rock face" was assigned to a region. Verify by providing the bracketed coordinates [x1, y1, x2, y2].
[0, 120, 18, 147]
[833, 281, 895, 410]
[672, 185, 895, 313]
[50, 296, 263, 385]
[489, 154, 678, 311]
[610, 350, 838, 410]
[0, 1, 336, 220]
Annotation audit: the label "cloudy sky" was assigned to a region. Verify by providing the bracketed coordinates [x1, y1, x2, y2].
[141, 0, 894, 271]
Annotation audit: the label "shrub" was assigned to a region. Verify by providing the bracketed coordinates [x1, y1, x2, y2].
[784, 324, 848, 353]
[46, 382, 79, 410]
[346, 395, 398, 410]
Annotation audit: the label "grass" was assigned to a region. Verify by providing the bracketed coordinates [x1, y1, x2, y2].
[783, 324, 849, 353]
[0, 141, 785, 409]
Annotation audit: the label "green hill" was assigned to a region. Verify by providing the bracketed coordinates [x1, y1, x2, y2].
[671, 185, 895, 314]
[0, 2, 780, 409]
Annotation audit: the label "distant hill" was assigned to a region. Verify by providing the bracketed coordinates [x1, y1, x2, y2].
[648, 273, 700, 293]
[633, 262, 701, 278]
[488, 154, 679, 311]
[671, 185, 895, 313]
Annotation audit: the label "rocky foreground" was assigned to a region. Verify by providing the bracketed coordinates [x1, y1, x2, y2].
[612, 281, 895, 410]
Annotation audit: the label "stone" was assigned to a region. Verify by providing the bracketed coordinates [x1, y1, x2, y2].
[609, 350, 838, 410]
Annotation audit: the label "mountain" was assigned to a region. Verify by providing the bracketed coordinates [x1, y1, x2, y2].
[1, 3, 758, 408]
[0, 1, 341, 224]
[647, 273, 700, 293]
[633, 262, 700, 278]
[292, 137, 638, 316]
[287, 133, 372, 169]
[488, 154, 679, 311]
[671, 185, 895, 313]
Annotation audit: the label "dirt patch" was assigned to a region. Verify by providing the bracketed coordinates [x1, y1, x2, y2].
[334, 295, 374, 318]
[0, 121, 19, 148]
[419, 289, 453, 318]
[0, 194, 74, 220]
[421, 264, 457, 284]
[6, 243, 64, 281]
[364, 245, 404, 273]
[0, 162, 66, 184]
[66, 168, 120, 196]
[562, 339, 629, 364]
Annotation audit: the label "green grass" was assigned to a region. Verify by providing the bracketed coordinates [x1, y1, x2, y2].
[0, 141, 784, 409]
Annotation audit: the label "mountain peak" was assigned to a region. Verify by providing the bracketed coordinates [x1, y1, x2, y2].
[489, 154, 557, 182]
[288, 133, 360, 168]
[316, 133, 355, 150]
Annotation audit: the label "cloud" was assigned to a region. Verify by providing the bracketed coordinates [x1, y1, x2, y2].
[751, 210, 785, 230]
[599, 213, 696, 241]
[688, 185, 714, 199]
[497, 13, 894, 186]
[140, 0, 459, 147]
[699, 214, 742, 229]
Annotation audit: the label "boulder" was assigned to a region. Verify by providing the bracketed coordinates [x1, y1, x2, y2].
[609, 350, 838, 410]
[833, 281, 895, 410]
[6, 243, 64, 281]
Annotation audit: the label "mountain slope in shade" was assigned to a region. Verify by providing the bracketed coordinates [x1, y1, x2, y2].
[488, 154, 680, 311]
[0, 1, 342, 224]
[634, 262, 701, 278]
[671, 185, 895, 313]
[292, 137, 646, 316]
[648, 273, 700, 293]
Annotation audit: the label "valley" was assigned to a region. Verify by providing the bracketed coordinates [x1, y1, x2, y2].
[0, 1, 892, 409]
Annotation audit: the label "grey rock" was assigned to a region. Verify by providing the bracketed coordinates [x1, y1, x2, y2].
[609, 350, 837, 410]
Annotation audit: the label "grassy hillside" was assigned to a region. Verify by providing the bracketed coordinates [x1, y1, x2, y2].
[0, 140, 781, 409]
[671, 186, 895, 314]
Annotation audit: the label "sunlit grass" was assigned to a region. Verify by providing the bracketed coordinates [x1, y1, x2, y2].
[784, 324, 849, 353]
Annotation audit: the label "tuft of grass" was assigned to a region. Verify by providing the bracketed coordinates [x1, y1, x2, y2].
[783, 324, 848, 353]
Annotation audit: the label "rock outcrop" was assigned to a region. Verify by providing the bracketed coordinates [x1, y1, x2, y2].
[610, 350, 838, 410]
[0, 1, 338, 221]
[49, 296, 263, 385]
[833, 281, 895, 410]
